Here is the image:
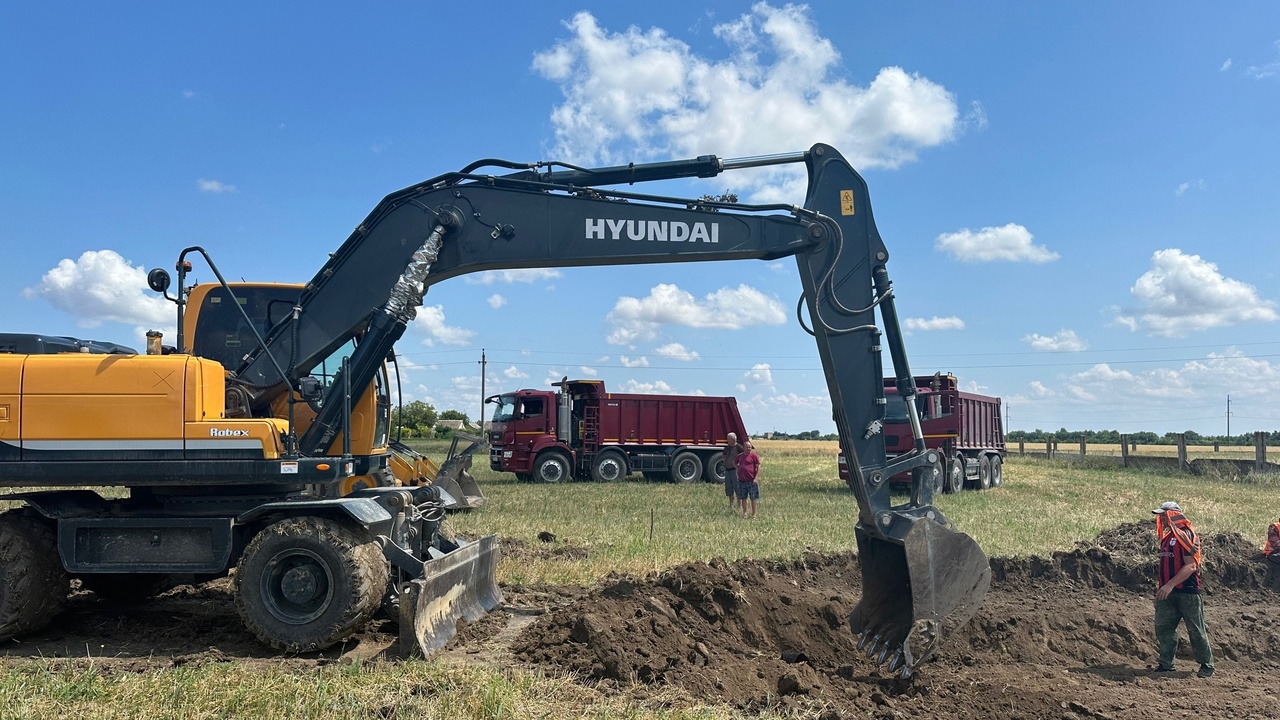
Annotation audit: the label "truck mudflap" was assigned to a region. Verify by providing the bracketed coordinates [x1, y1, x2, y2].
[398, 534, 502, 656]
[849, 519, 990, 677]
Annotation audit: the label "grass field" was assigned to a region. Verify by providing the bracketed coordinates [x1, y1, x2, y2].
[3, 439, 1279, 719]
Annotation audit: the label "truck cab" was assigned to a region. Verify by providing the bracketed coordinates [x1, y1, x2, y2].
[488, 389, 561, 482]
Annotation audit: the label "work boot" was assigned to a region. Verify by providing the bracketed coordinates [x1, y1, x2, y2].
[1197, 664, 1214, 678]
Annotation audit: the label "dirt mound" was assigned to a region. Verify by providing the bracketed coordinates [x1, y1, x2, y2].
[991, 522, 1271, 594]
[511, 526, 1280, 717]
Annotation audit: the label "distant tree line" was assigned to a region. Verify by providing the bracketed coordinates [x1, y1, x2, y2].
[1006, 428, 1280, 446]
[392, 401, 475, 439]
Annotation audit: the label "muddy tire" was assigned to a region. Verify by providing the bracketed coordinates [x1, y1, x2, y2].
[0, 510, 69, 640]
[945, 457, 965, 494]
[590, 450, 628, 483]
[234, 516, 387, 653]
[533, 451, 573, 483]
[668, 451, 703, 484]
[80, 573, 174, 601]
[977, 455, 992, 490]
[989, 455, 1003, 488]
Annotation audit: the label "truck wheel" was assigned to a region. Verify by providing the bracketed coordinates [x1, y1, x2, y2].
[0, 510, 69, 641]
[669, 451, 703, 483]
[989, 455, 1003, 488]
[533, 451, 573, 483]
[945, 458, 965, 494]
[80, 573, 174, 601]
[977, 455, 992, 490]
[234, 516, 387, 653]
[590, 450, 627, 483]
[703, 451, 727, 484]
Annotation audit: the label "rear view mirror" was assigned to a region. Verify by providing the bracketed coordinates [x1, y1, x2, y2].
[147, 269, 172, 294]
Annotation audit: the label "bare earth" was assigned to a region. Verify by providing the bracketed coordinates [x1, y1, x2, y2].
[6, 524, 1280, 719]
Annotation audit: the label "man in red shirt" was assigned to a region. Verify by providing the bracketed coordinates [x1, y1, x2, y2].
[1152, 501, 1214, 678]
[734, 440, 761, 519]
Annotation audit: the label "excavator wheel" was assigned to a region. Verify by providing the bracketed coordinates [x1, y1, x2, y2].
[234, 516, 387, 653]
[0, 510, 69, 641]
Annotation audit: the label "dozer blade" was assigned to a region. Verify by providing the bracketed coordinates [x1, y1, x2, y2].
[399, 534, 503, 657]
[431, 462, 486, 511]
[849, 518, 990, 677]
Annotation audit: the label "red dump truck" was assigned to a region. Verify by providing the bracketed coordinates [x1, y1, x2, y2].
[487, 378, 747, 484]
[839, 374, 1006, 493]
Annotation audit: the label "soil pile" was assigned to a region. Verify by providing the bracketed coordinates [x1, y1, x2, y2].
[512, 527, 1280, 718]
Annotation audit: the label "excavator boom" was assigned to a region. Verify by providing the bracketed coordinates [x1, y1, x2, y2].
[210, 143, 988, 674]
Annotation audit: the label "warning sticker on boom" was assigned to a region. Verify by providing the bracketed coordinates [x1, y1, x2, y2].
[840, 190, 855, 216]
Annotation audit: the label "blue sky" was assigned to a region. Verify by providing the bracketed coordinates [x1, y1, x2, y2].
[3, 3, 1278, 436]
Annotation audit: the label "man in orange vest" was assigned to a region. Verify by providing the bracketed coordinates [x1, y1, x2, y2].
[1264, 518, 1280, 562]
[1151, 501, 1214, 678]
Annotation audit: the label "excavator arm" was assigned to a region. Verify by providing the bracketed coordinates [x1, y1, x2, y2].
[222, 143, 988, 674]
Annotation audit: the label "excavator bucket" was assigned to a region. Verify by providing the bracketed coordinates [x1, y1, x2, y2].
[399, 534, 502, 657]
[849, 518, 990, 677]
[389, 437, 486, 511]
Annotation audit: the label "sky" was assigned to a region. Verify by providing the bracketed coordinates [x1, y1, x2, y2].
[2, 3, 1278, 437]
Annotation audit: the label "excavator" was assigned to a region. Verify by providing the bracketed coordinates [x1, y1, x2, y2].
[0, 143, 989, 675]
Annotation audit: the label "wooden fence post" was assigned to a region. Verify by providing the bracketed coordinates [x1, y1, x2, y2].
[1120, 434, 1129, 467]
[1046, 439, 1053, 458]
[1258, 431, 1267, 472]
[1213, 442, 1220, 452]
[1177, 433, 1188, 473]
[1018, 440, 1025, 455]
[1079, 438, 1086, 457]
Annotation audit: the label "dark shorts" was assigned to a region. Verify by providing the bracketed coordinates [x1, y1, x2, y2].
[736, 482, 759, 501]
[724, 468, 738, 496]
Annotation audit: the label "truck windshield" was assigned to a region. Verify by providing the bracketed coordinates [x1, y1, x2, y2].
[884, 394, 910, 424]
[491, 395, 517, 423]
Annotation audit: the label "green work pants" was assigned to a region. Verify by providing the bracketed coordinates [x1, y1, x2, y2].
[1155, 592, 1214, 670]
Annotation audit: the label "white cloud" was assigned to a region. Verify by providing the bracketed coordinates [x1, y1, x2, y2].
[903, 316, 965, 332]
[1023, 329, 1087, 352]
[532, 4, 967, 201]
[1245, 40, 1280, 79]
[1175, 179, 1205, 196]
[935, 223, 1058, 263]
[606, 283, 786, 345]
[413, 305, 476, 346]
[23, 250, 172, 330]
[1113, 249, 1277, 337]
[1029, 380, 1055, 397]
[182, 89, 195, 98]
[487, 294, 507, 309]
[618, 379, 676, 394]
[465, 269, 562, 285]
[371, 140, 391, 154]
[197, 178, 236, 193]
[655, 342, 700, 361]
[579, 365, 598, 376]
[620, 355, 649, 367]
[743, 363, 773, 386]
[1220, 58, 1233, 72]
[502, 365, 528, 379]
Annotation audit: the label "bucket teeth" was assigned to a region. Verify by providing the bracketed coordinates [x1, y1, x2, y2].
[886, 649, 905, 673]
[864, 634, 882, 659]
[876, 643, 893, 664]
[856, 632, 871, 652]
[898, 664, 913, 679]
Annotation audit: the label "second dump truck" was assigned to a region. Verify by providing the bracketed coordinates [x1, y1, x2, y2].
[488, 378, 747, 484]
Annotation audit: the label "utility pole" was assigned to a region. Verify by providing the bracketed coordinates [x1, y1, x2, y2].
[478, 348, 486, 433]
[1226, 394, 1231, 438]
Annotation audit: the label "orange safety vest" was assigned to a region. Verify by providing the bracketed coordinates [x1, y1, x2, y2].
[1265, 522, 1280, 556]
